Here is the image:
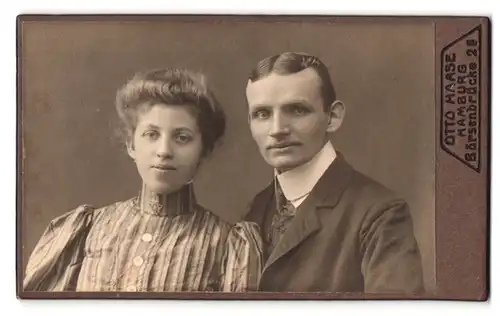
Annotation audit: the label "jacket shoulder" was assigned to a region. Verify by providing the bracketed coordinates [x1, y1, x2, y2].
[343, 168, 417, 235]
[346, 168, 407, 207]
[243, 182, 274, 222]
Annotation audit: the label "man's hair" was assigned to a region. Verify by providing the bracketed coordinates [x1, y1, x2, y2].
[115, 68, 226, 158]
[248, 52, 337, 109]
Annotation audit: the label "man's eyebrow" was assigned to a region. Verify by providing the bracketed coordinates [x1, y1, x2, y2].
[249, 99, 313, 110]
[281, 99, 313, 107]
[249, 104, 272, 111]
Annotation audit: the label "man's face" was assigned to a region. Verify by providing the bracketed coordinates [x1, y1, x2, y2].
[246, 68, 333, 172]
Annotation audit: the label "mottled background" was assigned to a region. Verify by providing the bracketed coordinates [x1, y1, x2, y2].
[19, 18, 436, 292]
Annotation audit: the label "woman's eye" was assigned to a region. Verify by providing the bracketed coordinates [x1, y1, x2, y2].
[175, 134, 192, 144]
[142, 130, 159, 140]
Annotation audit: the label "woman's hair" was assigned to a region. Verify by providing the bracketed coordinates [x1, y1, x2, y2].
[115, 68, 226, 158]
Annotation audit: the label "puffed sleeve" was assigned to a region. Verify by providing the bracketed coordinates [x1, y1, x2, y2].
[220, 221, 264, 292]
[23, 204, 96, 292]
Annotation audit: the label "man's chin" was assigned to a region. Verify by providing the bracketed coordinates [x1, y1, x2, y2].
[266, 157, 304, 172]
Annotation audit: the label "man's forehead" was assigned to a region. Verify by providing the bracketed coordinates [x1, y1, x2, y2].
[246, 68, 322, 103]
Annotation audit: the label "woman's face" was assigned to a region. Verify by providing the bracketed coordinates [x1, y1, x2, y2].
[127, 104, 203, 195]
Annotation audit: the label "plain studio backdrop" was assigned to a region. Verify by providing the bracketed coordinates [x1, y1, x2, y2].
[19, 17, 436, 292]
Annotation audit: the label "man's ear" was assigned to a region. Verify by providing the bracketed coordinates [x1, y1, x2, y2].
[326, 100, 346, 133]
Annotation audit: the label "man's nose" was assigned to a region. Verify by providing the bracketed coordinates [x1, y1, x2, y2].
[269, 112, 290, 137]
[156, 137, 174, 158]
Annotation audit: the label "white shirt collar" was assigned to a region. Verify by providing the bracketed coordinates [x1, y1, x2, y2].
[276, 141, 336, 202]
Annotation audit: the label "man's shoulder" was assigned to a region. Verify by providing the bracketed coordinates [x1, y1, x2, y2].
[324, 155, 407, 212]
[243, 181, 274, 222]
[252, 182, 274, 201]
[348, 168, 400, 200]
[339, 164, 411, 225]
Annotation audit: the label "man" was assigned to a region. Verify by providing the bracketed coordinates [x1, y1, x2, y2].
[244, 52, 425, 294]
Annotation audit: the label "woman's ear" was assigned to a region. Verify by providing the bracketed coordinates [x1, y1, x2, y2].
[326, 100, 346, 133]
[196, 152, 208, 170]
[126, 138, 136, 161]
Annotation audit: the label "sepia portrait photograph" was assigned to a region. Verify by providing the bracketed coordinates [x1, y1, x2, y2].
[16, 15, 489, 300]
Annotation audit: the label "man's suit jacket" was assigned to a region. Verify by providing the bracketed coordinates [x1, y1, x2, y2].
[244, 152, 425, 294]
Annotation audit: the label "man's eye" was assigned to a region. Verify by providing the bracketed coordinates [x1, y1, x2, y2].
[252, 109, 271, 120]
[291, 106, 310, 116]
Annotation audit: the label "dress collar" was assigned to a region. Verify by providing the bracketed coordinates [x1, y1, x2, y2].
[133, 182, 196, 217]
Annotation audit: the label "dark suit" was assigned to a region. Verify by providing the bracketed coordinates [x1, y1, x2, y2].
[245, 152, 425, 294]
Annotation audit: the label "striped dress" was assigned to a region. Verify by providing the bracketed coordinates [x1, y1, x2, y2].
[23, 184, 263, 292]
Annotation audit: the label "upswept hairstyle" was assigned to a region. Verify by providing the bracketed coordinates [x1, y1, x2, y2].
[115, 68, 226, 158]
[248, 52, 337, 109]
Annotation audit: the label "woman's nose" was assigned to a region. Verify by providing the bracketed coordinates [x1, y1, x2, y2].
[156, 138, 174, 158]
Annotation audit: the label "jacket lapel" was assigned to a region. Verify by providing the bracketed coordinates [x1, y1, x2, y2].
[263, 196, 322, 272]
[262, 152, 354, 273]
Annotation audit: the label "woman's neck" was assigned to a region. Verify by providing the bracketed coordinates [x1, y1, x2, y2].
[136, 183, 195, 217]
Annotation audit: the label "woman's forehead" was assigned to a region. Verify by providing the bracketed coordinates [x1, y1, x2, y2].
[136, 104, 199, 130]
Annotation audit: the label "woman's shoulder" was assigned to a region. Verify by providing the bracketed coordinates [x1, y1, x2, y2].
[91, 198, 136, 220]
[194, 205, 262, 245]
[46, 203, 96, 231]
[226, 221, 263, 250]
[47, 198, 134, 229]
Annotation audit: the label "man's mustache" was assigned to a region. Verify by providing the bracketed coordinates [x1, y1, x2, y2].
[266, 141, 302, 149]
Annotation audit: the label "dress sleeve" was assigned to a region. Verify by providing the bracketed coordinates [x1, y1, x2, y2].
[219, 221, 264, 292]
[23, 204, 96, 292]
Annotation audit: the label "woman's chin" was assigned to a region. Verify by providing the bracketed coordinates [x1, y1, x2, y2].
[145, 182, 184, 195]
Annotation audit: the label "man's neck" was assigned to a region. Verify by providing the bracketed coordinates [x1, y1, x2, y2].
[275, 141, 336, 204]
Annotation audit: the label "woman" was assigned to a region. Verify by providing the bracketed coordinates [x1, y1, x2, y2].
[23, 68, 263, 292]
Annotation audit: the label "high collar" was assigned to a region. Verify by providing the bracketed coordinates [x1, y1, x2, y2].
[275, 141, 337, 202]
[133, 182, 196, 217]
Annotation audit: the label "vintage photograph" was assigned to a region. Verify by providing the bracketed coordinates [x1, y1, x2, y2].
[16, 15, 489, 300]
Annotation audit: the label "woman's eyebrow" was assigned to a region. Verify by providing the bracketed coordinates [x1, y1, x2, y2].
[138, 123, 159, 130]
[172, 127, 194, 133]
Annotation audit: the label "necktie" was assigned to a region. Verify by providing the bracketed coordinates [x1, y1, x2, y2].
[268, 182, 296, 253]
